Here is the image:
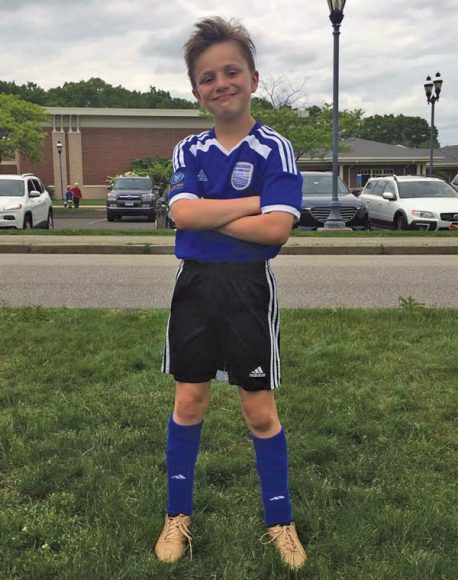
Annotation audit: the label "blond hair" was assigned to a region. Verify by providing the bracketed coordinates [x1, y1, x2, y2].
[184, 16, 256, 89]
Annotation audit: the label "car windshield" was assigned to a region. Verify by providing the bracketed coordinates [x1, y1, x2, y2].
[398, 181, 458, 199]
[114, 177, 151, 190]
[0, 180, 24, 196]
[302, 175, 349, 195]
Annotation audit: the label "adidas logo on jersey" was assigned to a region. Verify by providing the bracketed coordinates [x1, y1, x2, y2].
[170, 474, 186, 480]
[197, 169, 208, 182]
[249, 366, 266, 378]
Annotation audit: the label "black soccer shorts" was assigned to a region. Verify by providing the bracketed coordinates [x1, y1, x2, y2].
[162, 259, 281, 391]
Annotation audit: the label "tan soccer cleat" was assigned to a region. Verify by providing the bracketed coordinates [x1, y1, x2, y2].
[263, 522, 307, 569]
[154, 514, 192, 563]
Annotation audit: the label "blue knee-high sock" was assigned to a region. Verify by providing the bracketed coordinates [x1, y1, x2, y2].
[166, 414, 203, 516]
[252, 427, 293, 527]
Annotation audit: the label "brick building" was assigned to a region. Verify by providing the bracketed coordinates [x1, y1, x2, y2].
[1, 107, 457, 198]
[12, 107, 212, 199]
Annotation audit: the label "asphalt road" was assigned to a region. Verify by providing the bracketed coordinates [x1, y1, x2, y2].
[1, 254, 457, 309]
[54, 211, 160, 231]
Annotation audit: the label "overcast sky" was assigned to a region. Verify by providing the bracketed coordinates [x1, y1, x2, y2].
[1, 0, 457, 145]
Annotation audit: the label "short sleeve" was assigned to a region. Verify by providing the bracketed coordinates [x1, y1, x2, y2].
[168, 138, 200, 205]
[260, 135, 302, 220]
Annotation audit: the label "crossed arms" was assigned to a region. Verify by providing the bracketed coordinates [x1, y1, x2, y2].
[170, 197, 294, 246]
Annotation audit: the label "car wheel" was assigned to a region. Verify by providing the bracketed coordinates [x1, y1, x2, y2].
[361, 216, 371, 231]
[23, 214, 33, 229]
[44, 210, 54, 230]
[147, 213, 155, 222]
[394, 213, 408, 230]
[107, 213, 115, 222]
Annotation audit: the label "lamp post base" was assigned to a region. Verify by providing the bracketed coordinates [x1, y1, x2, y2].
[319, 201, 351, 230]
[318, 225, 352, 231]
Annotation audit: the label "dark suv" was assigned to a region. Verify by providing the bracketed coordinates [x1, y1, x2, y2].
[107, 175, 158, 222]
[296, 171, 369, 230]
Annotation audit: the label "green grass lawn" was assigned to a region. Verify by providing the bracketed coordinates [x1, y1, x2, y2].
[0, 307, 456, 579]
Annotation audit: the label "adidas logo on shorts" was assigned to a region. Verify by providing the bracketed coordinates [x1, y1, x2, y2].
[171, 474, 186, 480]
[249, 366, 266, 378]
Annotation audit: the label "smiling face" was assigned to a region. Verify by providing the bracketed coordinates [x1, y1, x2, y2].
[192, 41, 259, 126]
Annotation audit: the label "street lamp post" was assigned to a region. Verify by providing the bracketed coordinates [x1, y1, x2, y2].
[323, 0, 346, 229]
[56, 140, 64, 203]
[424, 72, 443, 177]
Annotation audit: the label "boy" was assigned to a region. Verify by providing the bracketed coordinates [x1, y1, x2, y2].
[155, 16, 307, 570]
[64, 186, 73, 208]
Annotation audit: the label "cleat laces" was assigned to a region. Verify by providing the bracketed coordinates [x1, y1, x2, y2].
[261, 525, 299, 554]
[164, 515, 193, 559]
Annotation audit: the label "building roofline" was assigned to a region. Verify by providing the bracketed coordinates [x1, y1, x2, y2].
[45, 106, 201, 117]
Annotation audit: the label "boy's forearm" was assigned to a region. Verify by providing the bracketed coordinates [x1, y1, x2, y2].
[217, 212, 295, 246]
[171, 196, 261, 230]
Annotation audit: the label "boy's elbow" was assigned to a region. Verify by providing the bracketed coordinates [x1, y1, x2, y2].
[274, 230, 290, 246]
[170, 205, 189, 230]
[171, 214, 186, 230]
[266, 216, 293, 245]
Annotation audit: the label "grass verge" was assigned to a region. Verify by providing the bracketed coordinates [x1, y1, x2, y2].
[0, 307, 456, 579]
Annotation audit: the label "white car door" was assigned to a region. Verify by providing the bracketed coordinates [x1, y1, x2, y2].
[378, 180, 399, 226]
[28, 178, 47, 225]
[367, 180, 387, 225]
[361, 180, 378, 222]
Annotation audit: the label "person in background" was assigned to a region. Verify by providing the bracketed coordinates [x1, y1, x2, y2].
[71, 183, 83, 208]
[64, 186, 73, 208]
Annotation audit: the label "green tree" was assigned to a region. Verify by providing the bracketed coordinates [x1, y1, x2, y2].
[128, 157, 173, 194]
[0, 80, 47, 105]
[251, 102, 362, 160]
[0, 77, 197, 109]
[0, 94, 48, 163]
[358, 114, 438, 148]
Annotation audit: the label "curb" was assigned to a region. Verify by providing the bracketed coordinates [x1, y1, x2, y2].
[1, 244, 458, 255]
[0, 244, 175, 255]
[281, 245, 458, 255]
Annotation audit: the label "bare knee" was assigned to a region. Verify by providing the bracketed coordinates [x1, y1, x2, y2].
[240, 392, 280, 436]
[174, 382, 210, 425]
[243, 407, 278, 434]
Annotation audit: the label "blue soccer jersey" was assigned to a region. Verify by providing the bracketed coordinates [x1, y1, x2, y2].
[168, 121, 302, 261]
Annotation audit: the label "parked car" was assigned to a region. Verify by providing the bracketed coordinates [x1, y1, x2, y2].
[106, 175, 158, 222]
[0, 173, 53, 229]
[296, 171, 369, 230]
[359, 175, 458, 230]
[451, 174, 458, 192]
[156, 194, 175, 229]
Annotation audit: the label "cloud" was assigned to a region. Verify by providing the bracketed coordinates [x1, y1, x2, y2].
[0, 0, 456, 144]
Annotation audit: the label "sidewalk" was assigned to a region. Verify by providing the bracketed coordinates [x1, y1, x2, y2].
[1, 234, 458, 254]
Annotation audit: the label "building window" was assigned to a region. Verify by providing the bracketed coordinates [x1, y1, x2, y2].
[360, 168, 395, 177]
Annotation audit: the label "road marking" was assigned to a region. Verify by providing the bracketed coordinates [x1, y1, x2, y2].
[88, 218, 107, 224]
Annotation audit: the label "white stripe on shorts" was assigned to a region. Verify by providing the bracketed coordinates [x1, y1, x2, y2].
[265, 261, 281, 389]
[162, 261, 184, 373]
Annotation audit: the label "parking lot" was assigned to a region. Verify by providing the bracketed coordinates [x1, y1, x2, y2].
[53, 209, 161, 231]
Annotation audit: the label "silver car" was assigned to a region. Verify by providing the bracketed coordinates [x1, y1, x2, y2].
[360, 175, 458, 230]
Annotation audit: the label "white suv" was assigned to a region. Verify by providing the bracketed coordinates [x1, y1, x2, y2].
[359, 175, 458, 231]
[0, 173, 53, 229]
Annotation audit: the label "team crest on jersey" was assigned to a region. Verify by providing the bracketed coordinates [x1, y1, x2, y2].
[231, 162, 254, 190]
[169, 169, 185, 192]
